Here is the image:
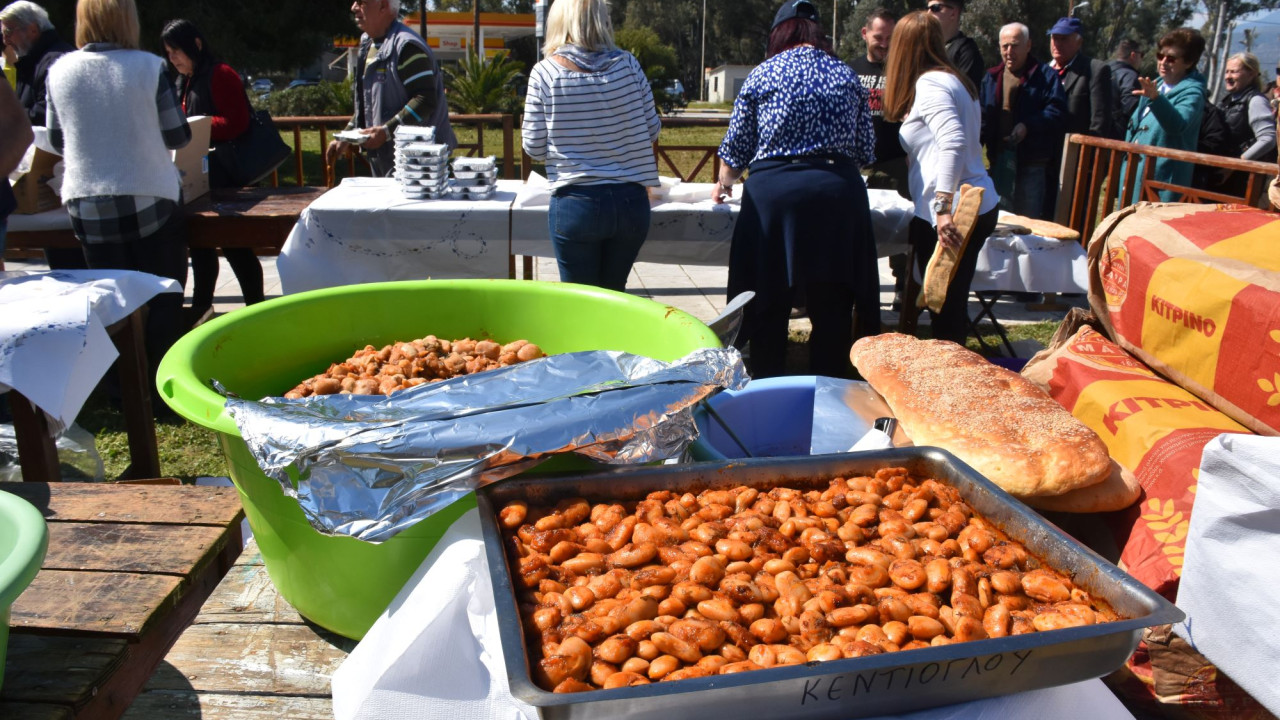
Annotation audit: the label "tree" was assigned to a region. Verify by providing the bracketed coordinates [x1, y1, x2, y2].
[615, 25, 686, 111]
[615, 0, 776, 100]
[1201, 0, 1280, 96]
[445, 50, 527, 113]
[37, 0, 352, 75]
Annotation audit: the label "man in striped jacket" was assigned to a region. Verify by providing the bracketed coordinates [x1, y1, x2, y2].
[326, 0, 454, 176]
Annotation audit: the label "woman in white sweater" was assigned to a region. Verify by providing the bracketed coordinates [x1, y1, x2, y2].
[521, 0, 661, 292]
[883, 10, 999, 344]
[45, 0, 191, 375]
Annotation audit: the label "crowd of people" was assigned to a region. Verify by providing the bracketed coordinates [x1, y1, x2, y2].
[2, 0, 1279, 384]
[715, 0, 1278, 376]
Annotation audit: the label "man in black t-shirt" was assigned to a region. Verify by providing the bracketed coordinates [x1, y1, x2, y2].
[850, 9, 910, 308]
[851, 8, 906, 194]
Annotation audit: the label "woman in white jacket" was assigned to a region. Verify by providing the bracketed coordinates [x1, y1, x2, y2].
[882, 10, 999, 344]
[521, 0, 661, 292]
[45, 0, 191, 374]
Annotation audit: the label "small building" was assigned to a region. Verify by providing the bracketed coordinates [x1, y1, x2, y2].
[705, 65, 754, 104]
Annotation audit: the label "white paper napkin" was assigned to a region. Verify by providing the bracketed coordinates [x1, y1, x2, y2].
[331, 508, 538, 720]
[1173, 434, 1280, 715]
[512, 171, 551, 209]
[332, 507, 1131, 719]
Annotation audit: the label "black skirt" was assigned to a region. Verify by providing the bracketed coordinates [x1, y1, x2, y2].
[727, 155, 879, 337]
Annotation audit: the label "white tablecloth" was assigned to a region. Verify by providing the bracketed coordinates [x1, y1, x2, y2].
[333, 508, 1134, 720]
[512, 183, 916, 265]
[277, 178, 514, 294]
[971, 231, 1089, 294]
[0, 270, 181, 433]
[276, 179, 921, 294]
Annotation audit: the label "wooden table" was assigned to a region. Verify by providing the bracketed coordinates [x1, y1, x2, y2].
[0, 482, 245, 720]
[9, 307, 160, 483]
[184, 186, 327, 253]
[123, 539, 354, 719]
[2, 186, 328, 258]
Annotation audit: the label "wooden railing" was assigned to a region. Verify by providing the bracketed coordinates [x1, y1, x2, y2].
[521, 115, 729, 182]
[270, 113, 730, 187]
[269, 113, 519, 187]
[1057, 134, 1278, 243]
[653, 116, 728, 182]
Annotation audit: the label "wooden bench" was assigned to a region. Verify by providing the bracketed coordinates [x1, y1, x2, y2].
[0, 482, 245, 720]
[123, 538, 354, 719]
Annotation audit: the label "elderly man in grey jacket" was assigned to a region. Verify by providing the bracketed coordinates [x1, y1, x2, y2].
[325, 0, 455, 177]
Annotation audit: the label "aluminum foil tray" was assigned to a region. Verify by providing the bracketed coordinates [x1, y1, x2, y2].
[477, 448, 1182, 720]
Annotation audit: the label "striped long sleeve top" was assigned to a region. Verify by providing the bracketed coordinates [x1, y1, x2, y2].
[522, 47, 661, 189]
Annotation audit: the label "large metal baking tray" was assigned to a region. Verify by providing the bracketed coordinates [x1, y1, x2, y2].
[477, 448, 1183, 719]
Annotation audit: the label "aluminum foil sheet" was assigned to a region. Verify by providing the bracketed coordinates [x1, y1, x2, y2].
[810, 377, 912, 453]
[223, 347, 747, 542]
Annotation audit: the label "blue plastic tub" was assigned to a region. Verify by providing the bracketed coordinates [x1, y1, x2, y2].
[690, 376, 817, 461]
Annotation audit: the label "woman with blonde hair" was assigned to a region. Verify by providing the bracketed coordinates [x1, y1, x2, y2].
[45, 0, 192, 377]
[882, 10, 998, 344]
[521, 0, 660, 292]
[1205, 52, 1276, 196]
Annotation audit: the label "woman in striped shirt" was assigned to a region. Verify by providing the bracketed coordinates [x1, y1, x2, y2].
[521, 0, 661, 292]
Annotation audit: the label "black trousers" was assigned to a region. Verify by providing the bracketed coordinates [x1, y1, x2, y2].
[80, 210, 189, 379]
[190, 246, 265, 310]
[908, 206, 1000, 345]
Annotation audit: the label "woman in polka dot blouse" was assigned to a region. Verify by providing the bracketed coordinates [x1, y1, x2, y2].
[714, 0, 879, 379]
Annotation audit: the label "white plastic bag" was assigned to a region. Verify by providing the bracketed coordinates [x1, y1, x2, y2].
[0, 420, 105, 482]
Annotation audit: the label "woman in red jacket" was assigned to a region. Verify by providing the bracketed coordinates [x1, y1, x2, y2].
[162, 18, 264, 324]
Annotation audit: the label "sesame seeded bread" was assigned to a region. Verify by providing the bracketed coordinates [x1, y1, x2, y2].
[851, 333, 1111, 498]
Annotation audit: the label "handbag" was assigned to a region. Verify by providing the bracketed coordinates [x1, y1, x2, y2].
[210, 109, 293, 188]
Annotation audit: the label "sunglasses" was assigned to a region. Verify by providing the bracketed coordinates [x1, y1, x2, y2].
[927, 4, 954, 13]
[1156, 52, 1183, 63]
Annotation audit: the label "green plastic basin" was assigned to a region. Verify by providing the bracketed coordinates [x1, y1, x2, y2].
[156, 279, 720, 639]
[0, 490, 49, 693]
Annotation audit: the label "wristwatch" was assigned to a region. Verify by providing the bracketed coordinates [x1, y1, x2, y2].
[930, 194, 953, 215]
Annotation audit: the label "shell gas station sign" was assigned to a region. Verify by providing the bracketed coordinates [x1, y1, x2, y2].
[333, 11, 533, 60]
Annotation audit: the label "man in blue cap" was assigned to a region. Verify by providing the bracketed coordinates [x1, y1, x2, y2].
[1048, 16, 1113, 139]
[1047, 16, 1112, 220]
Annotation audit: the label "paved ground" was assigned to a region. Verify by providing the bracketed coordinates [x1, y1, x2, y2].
[7, 253, 1085, 355]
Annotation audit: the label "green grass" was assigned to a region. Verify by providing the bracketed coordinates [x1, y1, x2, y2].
[74, 391, 228, 481]
[687, 101, 734, 111]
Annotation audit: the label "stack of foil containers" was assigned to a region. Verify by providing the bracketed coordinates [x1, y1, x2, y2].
[449, 155, 498, 200]
[394, 125, 449, 200]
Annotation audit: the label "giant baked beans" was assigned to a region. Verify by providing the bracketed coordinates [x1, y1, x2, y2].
[501, 467, 1117, 693]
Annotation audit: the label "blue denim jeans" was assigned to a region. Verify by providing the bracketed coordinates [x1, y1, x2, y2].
[548, 182, 650, 292]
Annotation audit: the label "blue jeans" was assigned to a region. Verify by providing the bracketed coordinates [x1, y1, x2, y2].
[548, 182, 649, 292]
